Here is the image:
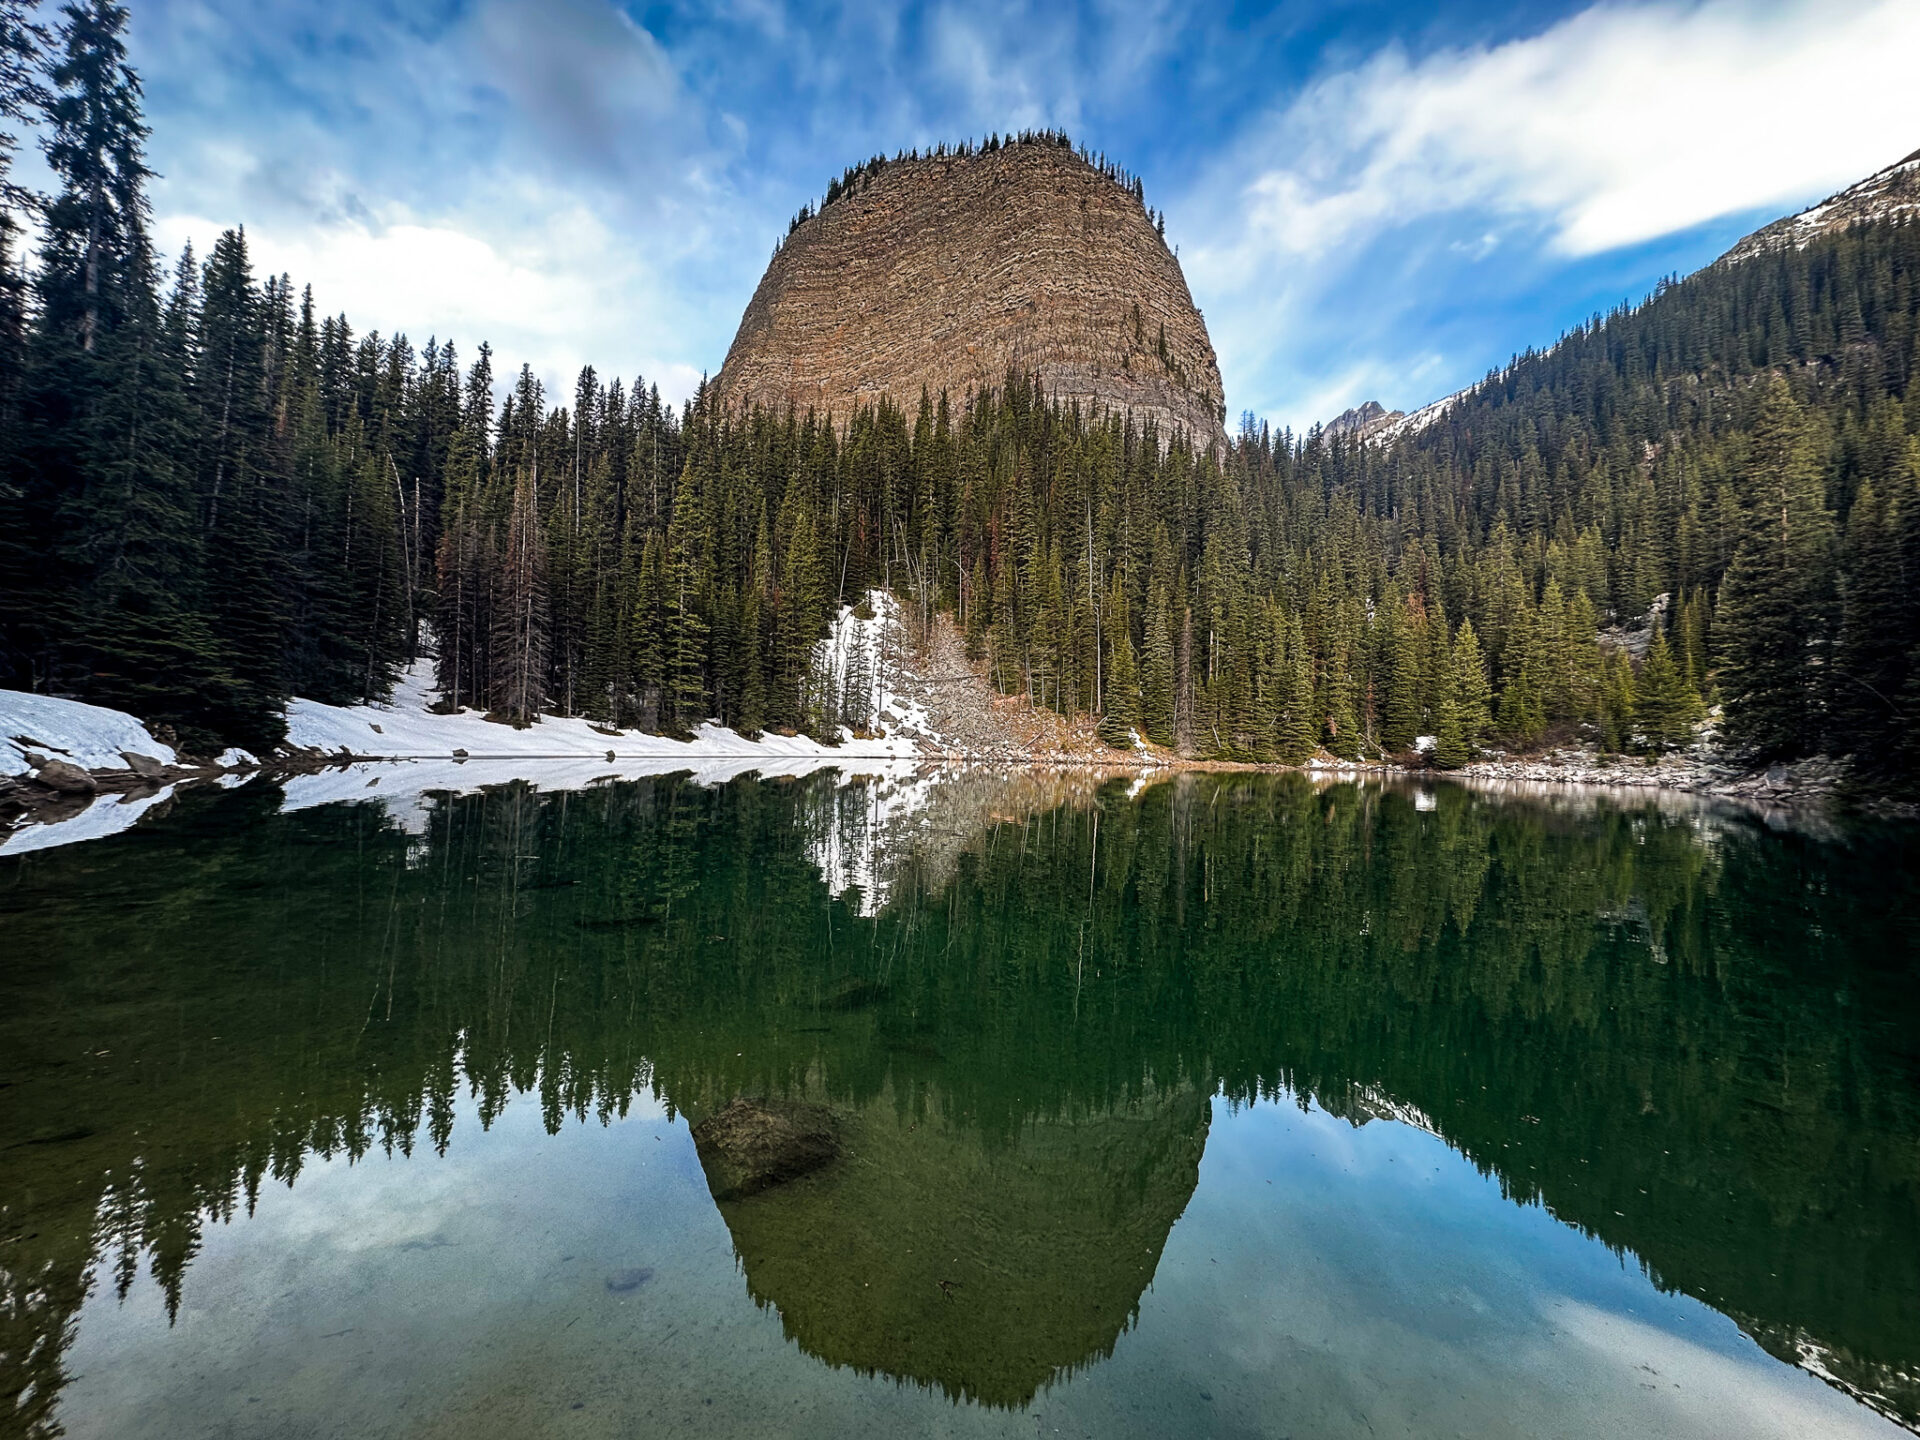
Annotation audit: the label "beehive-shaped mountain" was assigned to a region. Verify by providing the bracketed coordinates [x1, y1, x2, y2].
[714, 138, 1229, 451]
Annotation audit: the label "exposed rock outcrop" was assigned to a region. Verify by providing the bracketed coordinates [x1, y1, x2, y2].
[715, 141, 1228, 451]
[32, 758, 97, 794]
[1324, 399, 1404, 444]
[1720, 147, 1920, 266]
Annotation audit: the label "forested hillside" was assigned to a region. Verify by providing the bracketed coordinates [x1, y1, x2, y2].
[1, 3, 1917, 788]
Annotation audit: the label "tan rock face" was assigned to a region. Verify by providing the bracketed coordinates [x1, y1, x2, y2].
[715, 143, 1228, 451]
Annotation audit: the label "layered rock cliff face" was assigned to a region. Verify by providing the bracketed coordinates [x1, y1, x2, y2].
[714, 142, 1228, 451]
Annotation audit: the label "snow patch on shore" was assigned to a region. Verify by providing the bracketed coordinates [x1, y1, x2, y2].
[283, 658, 923, 761]
[1, 690, 179, 777]
[284, 592, 940, 763]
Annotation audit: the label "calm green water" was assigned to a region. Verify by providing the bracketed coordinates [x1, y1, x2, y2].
[2, 769, 1917, 1439]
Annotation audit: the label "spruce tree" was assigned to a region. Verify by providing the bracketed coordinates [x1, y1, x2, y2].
[1715, 379, 1835, 759]
[0, 0, 47, 415]
[1139, 578, 1176, 747]
[1451, 619, 1492, 756]
[492, 460, 549, 724]
[1381, 604, 1422, 753]
[1634, 632, 1700, 754]
[1831, 477, 1908, 759]
[1431, 681, 1467, 770]
[1598, 650, 1636, 753]
[1276, 613, 1318, 763]
[664, 463, 709, 731]
[1098, 572, 1138, 747]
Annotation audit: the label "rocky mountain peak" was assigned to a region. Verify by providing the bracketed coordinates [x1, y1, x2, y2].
[1323, 400, 1404, 443]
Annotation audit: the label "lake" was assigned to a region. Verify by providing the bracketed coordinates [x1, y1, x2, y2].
[2, 767, 1916, 1438]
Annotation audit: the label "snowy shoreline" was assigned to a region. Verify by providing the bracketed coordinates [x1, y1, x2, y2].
[3, 589, 1887, 856]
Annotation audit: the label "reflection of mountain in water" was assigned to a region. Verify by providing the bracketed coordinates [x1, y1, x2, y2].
[2, 770, 1918, 1434]
[688, 1083, 1208, 1407]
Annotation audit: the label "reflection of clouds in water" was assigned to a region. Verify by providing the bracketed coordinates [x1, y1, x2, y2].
[1548, 1300, 1892, 1439]
[1172, 1099, 1896, 1440]
[245, 1091, 664, 1259]
[52, 1049, 1906, 1437]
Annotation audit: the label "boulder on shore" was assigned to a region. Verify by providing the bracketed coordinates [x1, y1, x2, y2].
[33, 758, 97, 794]
[120, 751, 169, 780]
[690, 1097, 839, 1201]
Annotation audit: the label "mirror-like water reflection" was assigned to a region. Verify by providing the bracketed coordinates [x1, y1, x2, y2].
[2, 770, 1916, 1437]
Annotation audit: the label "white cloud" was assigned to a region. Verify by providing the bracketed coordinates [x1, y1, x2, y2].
[1181, 0, 1920, 429]
[1206, 0, 1920, 270]
[137, 0, 743, 408]
[153, 200, 703, 407]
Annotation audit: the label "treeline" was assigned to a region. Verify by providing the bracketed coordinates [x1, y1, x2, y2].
[782, 128, 1165, 246]
[2, 3, 1918, 785]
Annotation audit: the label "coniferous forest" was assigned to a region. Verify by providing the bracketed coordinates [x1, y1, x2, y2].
[2, 3, 1919, 788]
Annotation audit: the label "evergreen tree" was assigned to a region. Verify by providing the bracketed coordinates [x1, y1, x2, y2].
[1276, 613, 1318, 764]
[1098, 572, 1138, 748]
[1715, 380, 1835, 759]
[1634, 632, 1701, 754]
[492, 459, 548, 724]
[1139, 578, 1176, 747]
[1451, 619, 1492, 757]
[664, 462, 708, 731]
[1832, 476, 1909, 759]
[1381, 602, 1422, 753]
[1599, 649, 1636, 754]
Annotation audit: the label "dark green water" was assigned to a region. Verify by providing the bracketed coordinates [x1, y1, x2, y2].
[2, 769, 1917, 1438]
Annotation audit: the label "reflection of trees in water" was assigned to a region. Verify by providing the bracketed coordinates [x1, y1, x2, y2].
[1, 774, 1917, 1433]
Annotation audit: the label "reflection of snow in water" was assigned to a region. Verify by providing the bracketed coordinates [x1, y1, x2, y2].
[0, 784, 177, 856]
[803, 767, 940, 917]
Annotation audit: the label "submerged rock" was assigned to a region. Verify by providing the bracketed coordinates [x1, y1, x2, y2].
[690, 1097, 839, 1201]
[604, 1266, 654, 1293]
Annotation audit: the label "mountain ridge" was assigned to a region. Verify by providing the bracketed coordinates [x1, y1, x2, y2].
[1321, 143, 1920, 441]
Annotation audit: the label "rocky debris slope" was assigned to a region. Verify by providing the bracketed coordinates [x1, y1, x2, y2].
[715, 141, 1228, 450]
[882, 609, 1148, 764]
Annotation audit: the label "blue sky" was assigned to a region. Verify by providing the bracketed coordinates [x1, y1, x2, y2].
[128, 0, 1920, 430]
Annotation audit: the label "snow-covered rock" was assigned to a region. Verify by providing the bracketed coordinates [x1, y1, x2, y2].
[0, 690, 180, 778]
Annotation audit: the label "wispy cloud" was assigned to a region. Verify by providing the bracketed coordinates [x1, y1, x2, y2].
[120, 0, 1920, 430]
[1205, 0, 1920, 268]
[138, 0, 741, 405]
[1182, 0, 1920, 426]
